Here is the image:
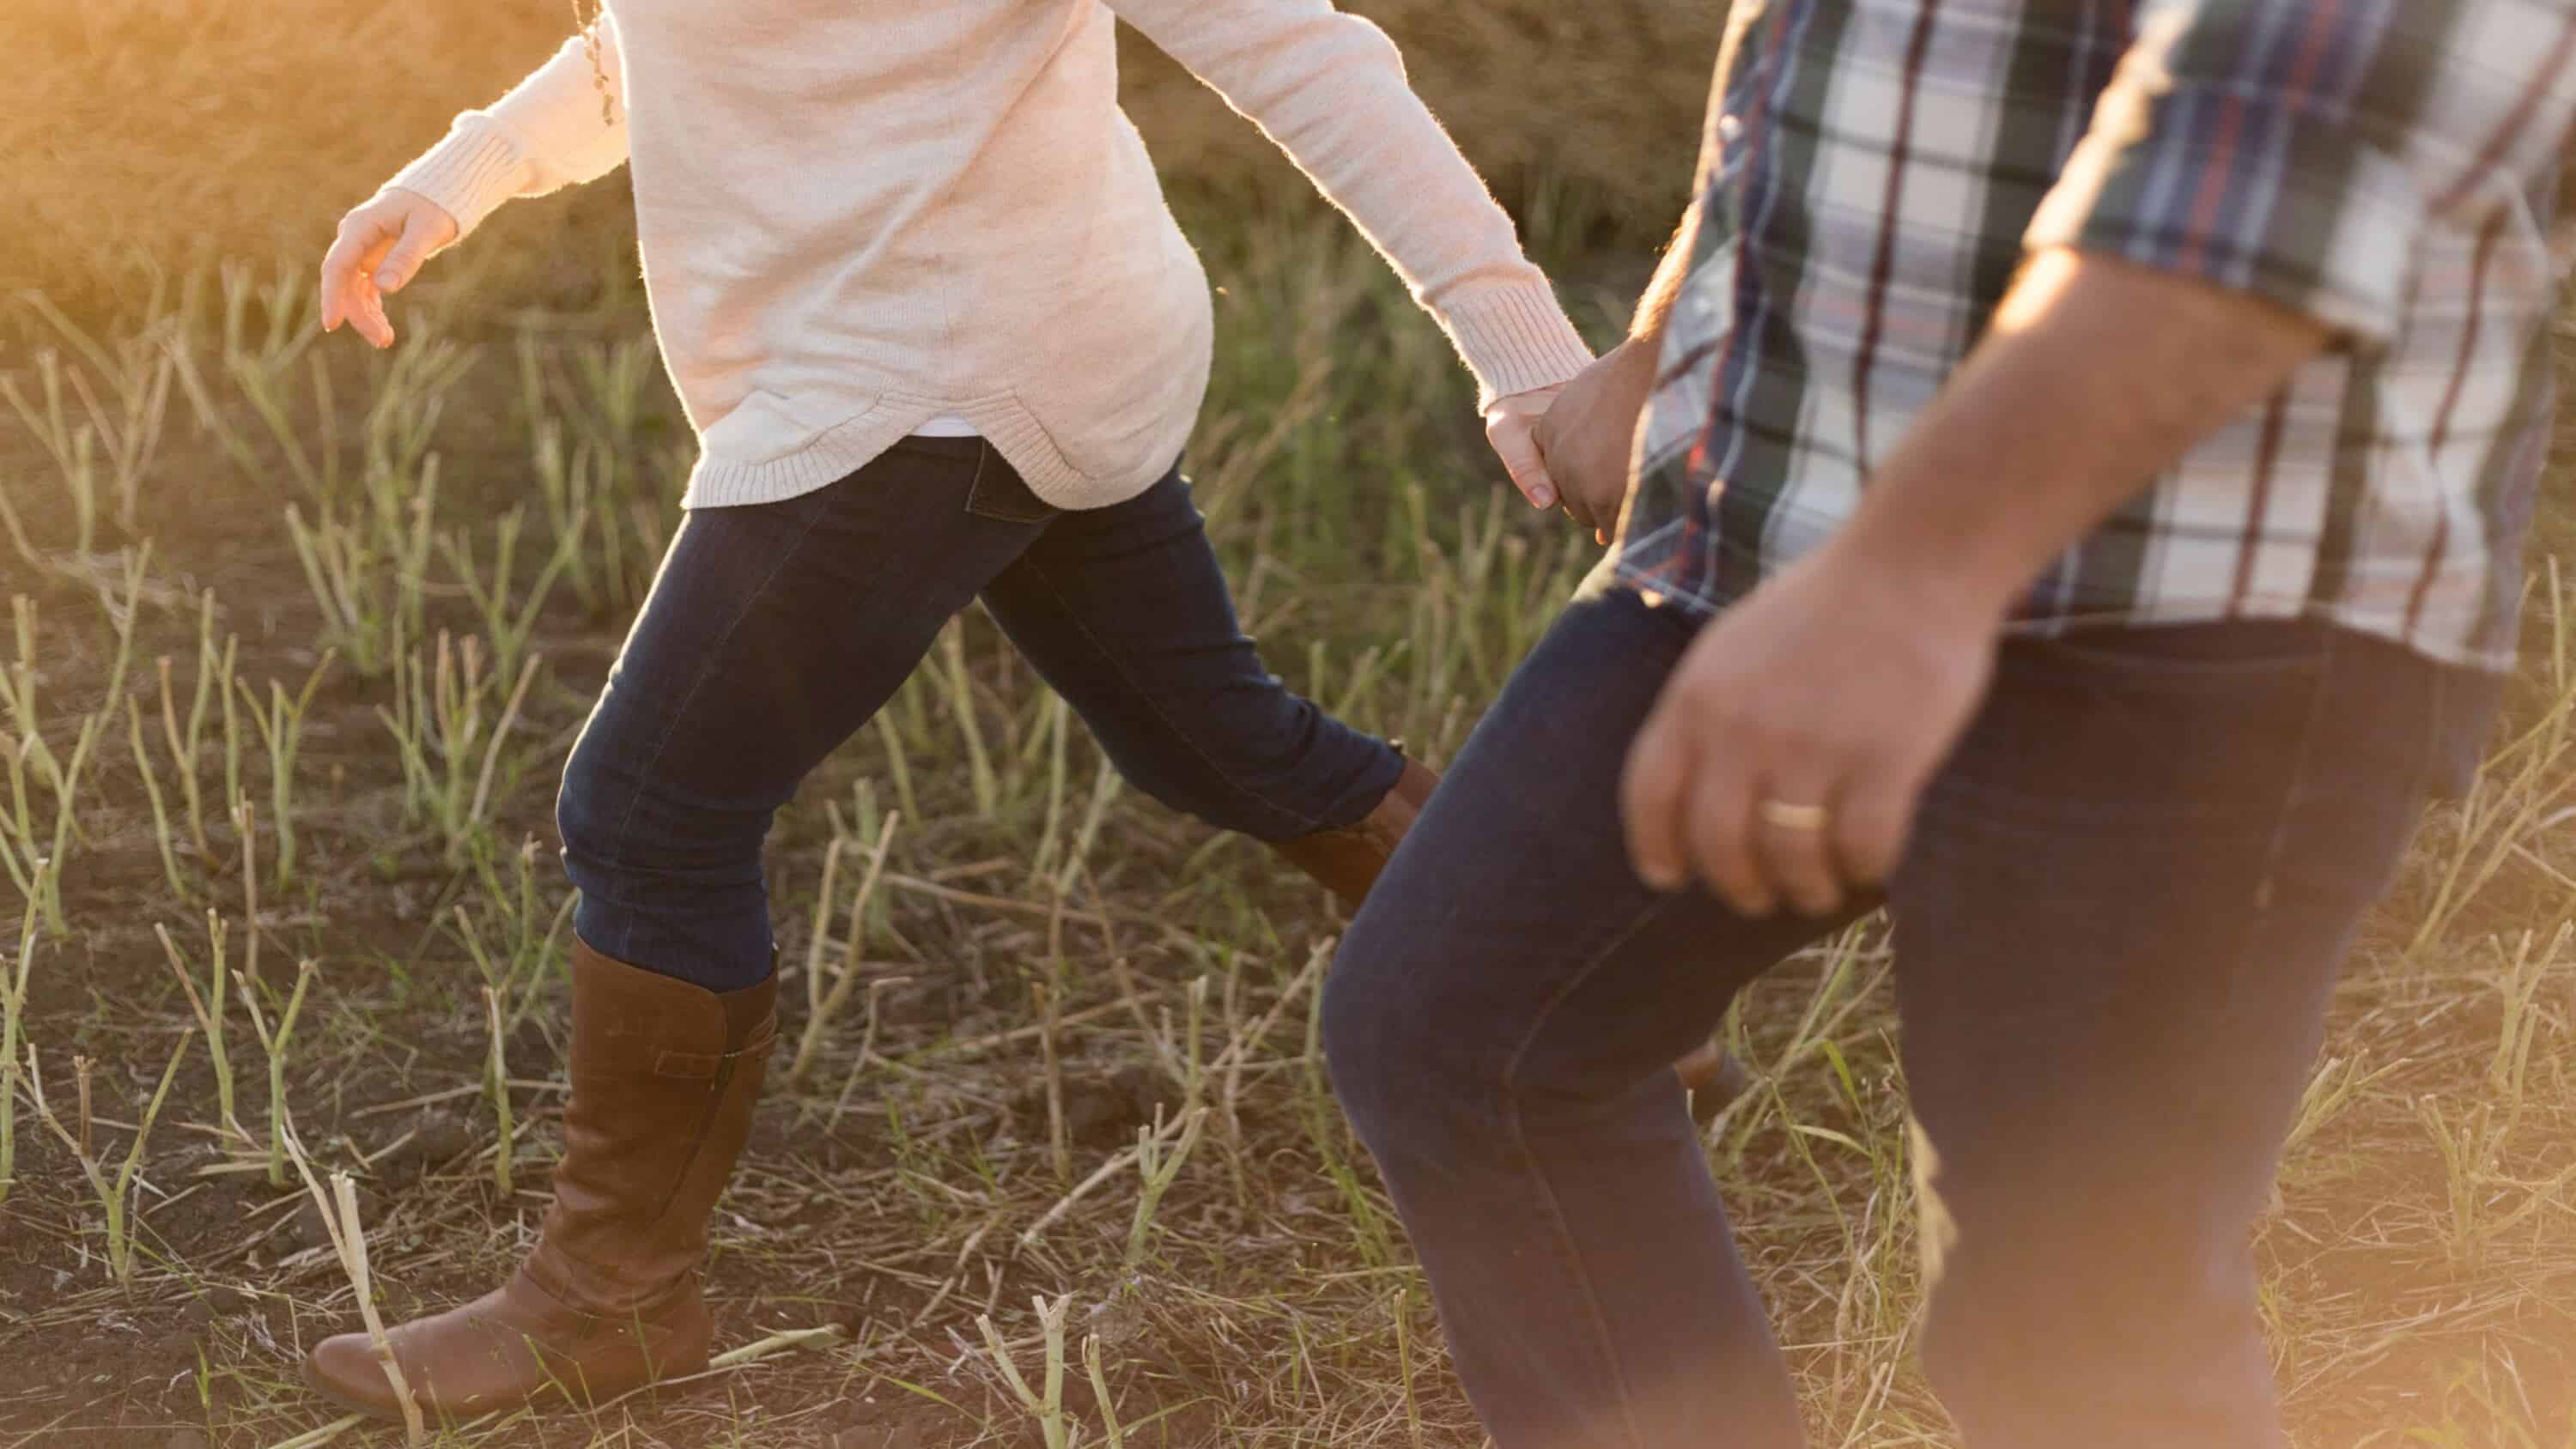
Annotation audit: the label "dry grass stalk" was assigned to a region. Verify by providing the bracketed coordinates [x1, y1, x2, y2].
[236, 959, 318, 1187]
[0, 860, 45, 1204]
[1036, 978, 1072, 1188]
[1124, 1104, 1210, 1274]
[1083, 1333, 1128, 1449]
[2413, 564, 2575, 951]
[257, 1413, 367, 1449]
[2, 604, 108, 939]
[26, 1029, 196, 1283]
[154, 593, 240, 861]
[788, 809, 902, 1088]
[123, 694, 189, 900]
[824, 972, 911, 1134]
[157, 915, 240, 1142]
[978, 1293, 1078, 1449]
[236, 793, 264, 989]
[234, 652, 336, 887]
[706, 1322, 847, 1368]
[280, 1119, 426, 1446]
[483, 984, 515, 1196]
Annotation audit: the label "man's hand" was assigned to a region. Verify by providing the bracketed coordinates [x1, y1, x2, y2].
[1619, 540, 1998, 918]
[1533, 336, 1658, 542]
[1484, 385, 1566, 511]
[319, 190, 461, 349]
[1615, 249, 2330, 917]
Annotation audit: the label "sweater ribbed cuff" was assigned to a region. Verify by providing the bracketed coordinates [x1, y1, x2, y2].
[1437, 276, 1599, 409]
[386, 117, 532, 239]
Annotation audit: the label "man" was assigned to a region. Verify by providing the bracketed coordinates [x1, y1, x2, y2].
[1323, 2, 2574, 1446]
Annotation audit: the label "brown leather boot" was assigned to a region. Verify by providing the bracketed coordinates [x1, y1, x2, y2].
[1263, 756, 1440, 908]
[303, 942, 777, 1422]
[1266, 756, 1755, 1117]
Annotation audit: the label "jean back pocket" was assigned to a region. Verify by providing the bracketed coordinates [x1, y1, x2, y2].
[963, 443, 1059, 525]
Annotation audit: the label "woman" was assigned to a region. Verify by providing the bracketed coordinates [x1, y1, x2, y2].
[304, 0, 1718, 1420]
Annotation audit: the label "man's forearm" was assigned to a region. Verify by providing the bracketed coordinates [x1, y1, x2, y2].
[1830, 247, 2332, 624]
[1630, 202, 1704, 345]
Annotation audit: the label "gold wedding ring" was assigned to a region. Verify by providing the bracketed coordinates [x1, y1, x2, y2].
[1756, 799, 1832, 833]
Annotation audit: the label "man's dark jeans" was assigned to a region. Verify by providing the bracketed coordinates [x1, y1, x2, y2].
[558, 436, 1403, 991]
[1325, 585, 2499, 1448]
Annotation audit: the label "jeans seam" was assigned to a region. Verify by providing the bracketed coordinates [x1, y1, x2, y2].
[2421, 656, 2452, 801]
[2251, 627, 2342, 911]
[1498, 890, 1688, 1449]
[591, 500, 834, 961]
[1008, 545, 1336, 838]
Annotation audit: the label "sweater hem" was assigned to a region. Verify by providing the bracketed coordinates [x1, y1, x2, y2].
[678, 397, 1170, 512]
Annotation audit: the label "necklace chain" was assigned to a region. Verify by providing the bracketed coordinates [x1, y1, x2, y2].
[569, 0, 616, 125]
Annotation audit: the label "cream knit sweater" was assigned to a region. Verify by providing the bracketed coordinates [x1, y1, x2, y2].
[391, 0, 1594, 510]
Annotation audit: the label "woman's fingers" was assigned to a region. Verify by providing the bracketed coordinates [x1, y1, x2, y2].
[318, 216, 381, 335]
[374, 207, 459, 295]
[1485, 409, 1559, 510]
[351, 232, 398, 348]
[1485, 385, 1567, 512]
[320, 197, 458, 349]
[321, 217, 396, 346]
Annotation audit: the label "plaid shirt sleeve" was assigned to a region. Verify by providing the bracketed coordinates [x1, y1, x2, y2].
[2026, 0, 2576, 343]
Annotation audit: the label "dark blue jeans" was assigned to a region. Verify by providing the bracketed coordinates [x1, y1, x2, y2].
[558, 437, 1403, 991]
[1325, 585, 2499, 1448]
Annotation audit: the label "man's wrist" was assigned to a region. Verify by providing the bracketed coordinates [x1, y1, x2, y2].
[1823, 507, 2025, 636]
[1605, 331, 1660, 384]
[1631, 205, 1701, 342]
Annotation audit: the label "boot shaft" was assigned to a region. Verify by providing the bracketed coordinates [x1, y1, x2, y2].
[526, 942, 777, 1314]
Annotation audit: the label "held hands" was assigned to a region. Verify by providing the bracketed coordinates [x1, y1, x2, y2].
[319, 190, 460, 349]
[1533, 336, 1658, 543]
[1484, 385, 1566, 512]
[1485, 336, 1659, 537]
[1618, 541, 2000, 919]
[1519, 336, 1997, 918]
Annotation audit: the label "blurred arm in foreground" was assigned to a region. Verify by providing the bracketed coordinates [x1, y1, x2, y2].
[321, 14, 629, 346]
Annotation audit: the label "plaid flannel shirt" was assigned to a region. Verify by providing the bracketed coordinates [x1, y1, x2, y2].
[1617, 0, 2576, 670]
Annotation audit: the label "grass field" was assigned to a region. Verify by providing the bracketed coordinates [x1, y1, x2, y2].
[4, 4, 2575, 1447]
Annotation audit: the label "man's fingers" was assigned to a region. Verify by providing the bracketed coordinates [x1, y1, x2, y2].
[1558, 484, 1601, 531]
[1753, 769, 1847, 918]
[1682, 758, 1770, 917]
[1618, 700, 1697, 892]
[1829, 761, 1919, 890]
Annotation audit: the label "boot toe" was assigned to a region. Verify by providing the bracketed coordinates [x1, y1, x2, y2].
[303, 1331, 405, 1420]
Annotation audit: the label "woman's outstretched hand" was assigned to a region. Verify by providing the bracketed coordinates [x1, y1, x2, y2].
[1484, 385, 1566, 512]
[319, 190, 460, 349]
